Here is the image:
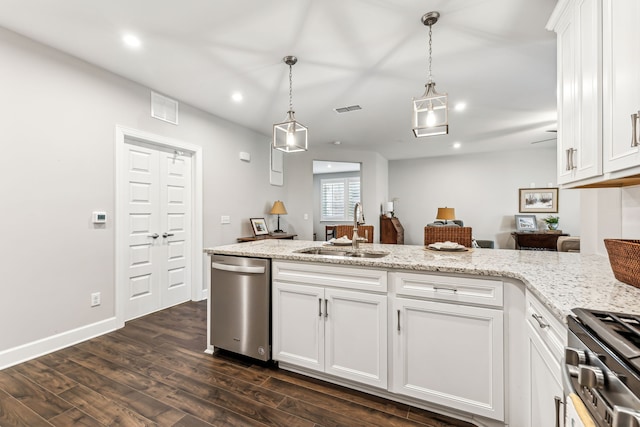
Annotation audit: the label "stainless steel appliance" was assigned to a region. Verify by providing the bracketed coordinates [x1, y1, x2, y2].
[564, 308, 640, 426]
[210, 255, 271, 361]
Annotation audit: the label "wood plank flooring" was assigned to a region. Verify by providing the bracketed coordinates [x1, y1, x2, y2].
[0, 301, 475, 427]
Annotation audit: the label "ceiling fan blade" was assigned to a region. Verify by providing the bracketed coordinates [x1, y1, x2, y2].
[530, 137, 558, 144]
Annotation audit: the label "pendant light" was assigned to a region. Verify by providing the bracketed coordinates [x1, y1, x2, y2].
[273, 56, 308, 152]
[412, 11, 449, 138]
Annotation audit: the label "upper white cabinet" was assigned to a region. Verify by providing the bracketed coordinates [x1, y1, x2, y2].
[552, 0, 603, 185]
[549, 0, 640, 186]
[602, 0, 640, 173]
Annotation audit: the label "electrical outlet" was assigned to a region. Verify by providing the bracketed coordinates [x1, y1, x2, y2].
[91, 292, 101, 307]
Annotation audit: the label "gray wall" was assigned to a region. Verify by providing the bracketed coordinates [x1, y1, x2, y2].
[0, 27, 285, 357]
[283, 148, 389, 243]
[388, 147, 581, 247]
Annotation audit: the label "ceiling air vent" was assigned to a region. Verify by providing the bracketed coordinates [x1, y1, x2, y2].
[334, 105, 362, 114]
[151, 91, 179, 125]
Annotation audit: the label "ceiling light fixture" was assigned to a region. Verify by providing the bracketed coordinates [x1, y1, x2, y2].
[122, 34, 142, 49]
[412, 11, 448, 138]
[231, 92, 243, 102]
[273, 56, 308, 153]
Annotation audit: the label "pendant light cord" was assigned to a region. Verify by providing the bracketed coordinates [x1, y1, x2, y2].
[289, 64, 293, 111]
[427, 24, 433, 83]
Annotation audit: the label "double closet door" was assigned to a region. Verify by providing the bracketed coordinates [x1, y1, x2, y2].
[123, 141, 192, 320]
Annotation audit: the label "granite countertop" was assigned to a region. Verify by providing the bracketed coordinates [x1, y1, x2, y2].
[205, 240, 640, 323]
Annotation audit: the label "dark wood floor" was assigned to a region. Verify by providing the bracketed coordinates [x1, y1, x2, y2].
[0, 301, 475, 427]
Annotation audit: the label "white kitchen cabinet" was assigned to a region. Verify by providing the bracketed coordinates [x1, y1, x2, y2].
[272, 261, 388, 389]
[602, 0, 640, 173]
[272, 281, 325, 371]
[549, 0, 640, 186]
[552, 0, 602, 185]
[524, 292, 566, 427]
[390, 272, 505, 421]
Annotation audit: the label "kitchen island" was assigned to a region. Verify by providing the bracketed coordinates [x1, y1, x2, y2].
[205, 239, 640, 321]
[205, 240, 640, 427]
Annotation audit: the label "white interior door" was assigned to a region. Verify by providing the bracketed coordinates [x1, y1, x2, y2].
[123, 141, 192, 320]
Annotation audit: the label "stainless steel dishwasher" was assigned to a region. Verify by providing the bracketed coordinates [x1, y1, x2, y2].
[210, 255, 271, 361]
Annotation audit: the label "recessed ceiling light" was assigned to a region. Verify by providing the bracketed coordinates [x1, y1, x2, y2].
[122, 34, 142, 49]
[454, 102, 467, 112]
[327, 164, 332, 168]
[453, 142, 462, 149]
[333, 141, 342, 145]
[231, 92, 243, 102]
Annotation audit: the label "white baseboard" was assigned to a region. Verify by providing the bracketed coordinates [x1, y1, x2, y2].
[0, 316, 120, 370]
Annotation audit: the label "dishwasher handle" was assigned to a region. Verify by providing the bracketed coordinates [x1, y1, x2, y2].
[211, 262, 265, 274]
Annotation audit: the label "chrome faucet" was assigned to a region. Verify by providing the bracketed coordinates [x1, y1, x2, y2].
[352, 202, 365, 249]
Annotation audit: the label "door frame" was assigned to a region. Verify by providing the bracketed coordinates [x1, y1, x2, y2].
[115, 125, 203, 326]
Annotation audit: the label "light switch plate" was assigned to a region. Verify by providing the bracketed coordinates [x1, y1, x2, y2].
[221, 215, 230, 224]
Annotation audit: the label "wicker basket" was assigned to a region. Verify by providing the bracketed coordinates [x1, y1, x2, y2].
[604, 239, 640, 289]
[424, 226, 473, 247]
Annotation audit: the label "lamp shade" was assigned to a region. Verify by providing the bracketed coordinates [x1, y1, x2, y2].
[270, 201, 288, 215]
[436, 207, 455, 221]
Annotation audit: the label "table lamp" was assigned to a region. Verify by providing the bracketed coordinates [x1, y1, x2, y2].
[269, 201, 288, 233]
[436, 207, 456, 224]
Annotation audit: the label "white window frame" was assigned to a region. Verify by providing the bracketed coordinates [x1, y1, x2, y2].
[320, 176, 361, 222]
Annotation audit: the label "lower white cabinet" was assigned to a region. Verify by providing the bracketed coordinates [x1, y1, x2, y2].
[391, 297, 504, 421]
[526, 322, 563, 427]
[272, 262, 388, 389]
[524, 292, 566, 427]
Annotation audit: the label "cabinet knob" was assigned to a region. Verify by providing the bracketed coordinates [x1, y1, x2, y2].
[578, 365, 605, 389]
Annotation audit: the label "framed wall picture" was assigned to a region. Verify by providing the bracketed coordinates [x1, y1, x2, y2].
[250, 218, 269, 236]
[514, 214, 539, 232]
[519, 188, 559, 213]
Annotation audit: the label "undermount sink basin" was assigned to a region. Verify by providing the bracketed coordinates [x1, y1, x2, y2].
[295, 248, 389, 258]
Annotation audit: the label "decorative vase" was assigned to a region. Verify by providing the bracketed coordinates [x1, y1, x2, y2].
[548, 223, 559, 231]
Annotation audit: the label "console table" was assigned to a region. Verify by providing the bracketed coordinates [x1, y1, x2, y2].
[237, 233, 297, 242]
[511, 232, 568, 251]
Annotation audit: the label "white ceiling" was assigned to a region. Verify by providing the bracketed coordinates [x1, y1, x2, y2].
[0, 0, 559, 160]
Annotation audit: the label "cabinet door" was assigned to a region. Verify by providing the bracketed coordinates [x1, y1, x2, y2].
[324, 288, 387, 389]
[526, 322, 563, 427]
[556, 0, 603, 184]
[603, 0, 640, 172]
[272, 281, 324, 372]
[392, 298, 504, 421]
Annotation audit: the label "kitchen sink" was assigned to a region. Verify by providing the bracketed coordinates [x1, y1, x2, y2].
[295, 248, 389, 258]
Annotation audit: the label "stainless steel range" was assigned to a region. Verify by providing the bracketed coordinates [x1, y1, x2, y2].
[565, 308, 640, 426]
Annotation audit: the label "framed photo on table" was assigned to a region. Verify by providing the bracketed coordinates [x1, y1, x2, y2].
[514, 214, 539, 232]
[519, 187, 559, 213]
[250, 218, 269, 236]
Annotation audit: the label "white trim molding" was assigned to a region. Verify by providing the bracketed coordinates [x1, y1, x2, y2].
[0, 317, 118, 370]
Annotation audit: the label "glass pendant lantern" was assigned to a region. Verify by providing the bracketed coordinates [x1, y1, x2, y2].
[273, 56, 308, 152]
[412, 12, 449, 138]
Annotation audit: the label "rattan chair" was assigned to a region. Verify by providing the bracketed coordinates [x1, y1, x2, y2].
[424, 226, 473, 247]
[332, 224, 374, 243]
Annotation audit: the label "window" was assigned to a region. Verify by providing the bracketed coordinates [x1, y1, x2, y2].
[321, 176, 361, 221]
